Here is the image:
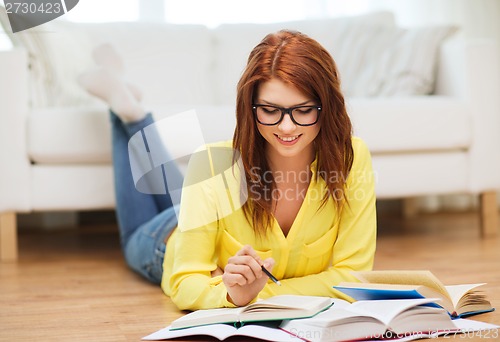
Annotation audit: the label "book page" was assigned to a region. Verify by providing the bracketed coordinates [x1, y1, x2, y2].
[236, 324, 298, 341]
[280, 299, 387, 342]
[353, 270, 450, 299]
[445, 283, 486, 308]
[280, 310, 386, 342]
[243, 295, 332, 313]
[240, 296, 333, 322]
[142, 323, 296, 341]
[357, 319, 500, 342]
[279, 298, 354, 328]
[142, 324, 237, 340]
[348, 298, 440, 326]
[335, 282, 455, 314]
[452, 318, 500, 332]
[170, 307, 241, 329]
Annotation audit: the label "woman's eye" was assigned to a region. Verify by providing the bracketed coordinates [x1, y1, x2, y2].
[262, 107, 280, 114]
[295, 108, 313, 114]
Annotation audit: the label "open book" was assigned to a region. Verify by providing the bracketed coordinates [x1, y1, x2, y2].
[280, 298, 458, 342]
[143, 299, 500, 342]
[169, 295, 333, 330]
[333, 270, 493, 318]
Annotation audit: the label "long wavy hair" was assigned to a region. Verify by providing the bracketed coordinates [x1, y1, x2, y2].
[233, 30, 354, 236]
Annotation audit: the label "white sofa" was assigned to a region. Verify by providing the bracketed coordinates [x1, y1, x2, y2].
[1, 12, 500, 261]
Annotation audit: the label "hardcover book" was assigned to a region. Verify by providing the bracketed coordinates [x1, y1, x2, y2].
[169, 295, 333, 330]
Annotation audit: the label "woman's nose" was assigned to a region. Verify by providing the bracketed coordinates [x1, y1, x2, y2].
[278, 113, 296, 132]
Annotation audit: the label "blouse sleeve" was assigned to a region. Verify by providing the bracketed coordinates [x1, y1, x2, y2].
[258, 137, 377, 301]
[166, 144, 239, 310]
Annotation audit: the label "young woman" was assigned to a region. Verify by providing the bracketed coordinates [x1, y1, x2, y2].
[79, 30, 376, 311]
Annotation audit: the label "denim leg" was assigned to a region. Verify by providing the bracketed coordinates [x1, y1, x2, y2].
[124, 205, 179, 284]
[120, 112, 184, 213]
[110, 111, 183, 283]
[110, 111, 183, 246]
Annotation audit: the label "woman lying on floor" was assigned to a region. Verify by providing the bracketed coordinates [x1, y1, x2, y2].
[79, 29, 376, 310]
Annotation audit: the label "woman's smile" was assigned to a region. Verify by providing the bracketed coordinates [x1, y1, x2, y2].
[275, 134, 301, 144]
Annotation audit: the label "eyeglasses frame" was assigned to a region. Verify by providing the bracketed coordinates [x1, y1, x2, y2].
[252, 104, 322, 126]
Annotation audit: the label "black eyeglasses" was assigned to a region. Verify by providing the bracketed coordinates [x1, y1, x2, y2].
[252, 104, 321, 126]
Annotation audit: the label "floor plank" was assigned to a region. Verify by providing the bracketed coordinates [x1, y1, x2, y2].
[0, 210, 499, 341]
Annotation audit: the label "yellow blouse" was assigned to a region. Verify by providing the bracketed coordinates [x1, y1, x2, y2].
[161, 137, 376, 310]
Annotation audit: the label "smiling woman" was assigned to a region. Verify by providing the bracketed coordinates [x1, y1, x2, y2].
[76, 28, 377, 311]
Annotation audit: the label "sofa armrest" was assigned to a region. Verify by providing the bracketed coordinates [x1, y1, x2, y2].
[466, 41, 500, 192]
[0, 48, 31, 212]
[435, 38, 467, 97]
[436, 39, 500, 192]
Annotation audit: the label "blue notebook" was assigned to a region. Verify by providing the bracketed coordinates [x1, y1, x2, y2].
[334, 286, 429, 301]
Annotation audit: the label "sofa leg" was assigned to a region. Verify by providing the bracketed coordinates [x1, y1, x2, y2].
[401, 197, 419, 219]
[0, 212, 18, 262]
[479, 191, 499, 238]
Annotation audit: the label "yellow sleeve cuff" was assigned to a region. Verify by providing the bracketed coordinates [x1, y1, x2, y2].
[209, 276, 237, 308]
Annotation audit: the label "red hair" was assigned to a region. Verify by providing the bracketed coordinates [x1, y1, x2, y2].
[233, 30, 353, 235]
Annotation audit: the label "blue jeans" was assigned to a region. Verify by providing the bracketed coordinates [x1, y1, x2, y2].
[110, 111, 183, 284]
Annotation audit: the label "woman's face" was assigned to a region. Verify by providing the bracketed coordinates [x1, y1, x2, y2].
[255, 78, 321, 161]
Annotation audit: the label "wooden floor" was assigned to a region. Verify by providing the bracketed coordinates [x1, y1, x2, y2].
[1, 208, 499, 342]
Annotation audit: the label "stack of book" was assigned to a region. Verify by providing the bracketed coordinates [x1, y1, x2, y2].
[142, 271, 498, 342]
[333, 270, 493, 318]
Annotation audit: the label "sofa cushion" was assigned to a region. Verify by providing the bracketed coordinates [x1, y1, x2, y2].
[212, 11, 396, 104]
[348, 97, 471, 153]
[342, 26, 458, 97]
[31, 164, 115, 210]
[373, 151, 469, 198]
[28, 106, 112, 164]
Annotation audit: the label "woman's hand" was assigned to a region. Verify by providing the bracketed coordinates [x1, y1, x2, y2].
[222, 245, 275, 306]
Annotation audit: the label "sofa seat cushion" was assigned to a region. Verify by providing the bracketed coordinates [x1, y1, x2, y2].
[28, 105, 237, 164]
[348, 97, 471, 154]
[29, 106, 112, 164]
